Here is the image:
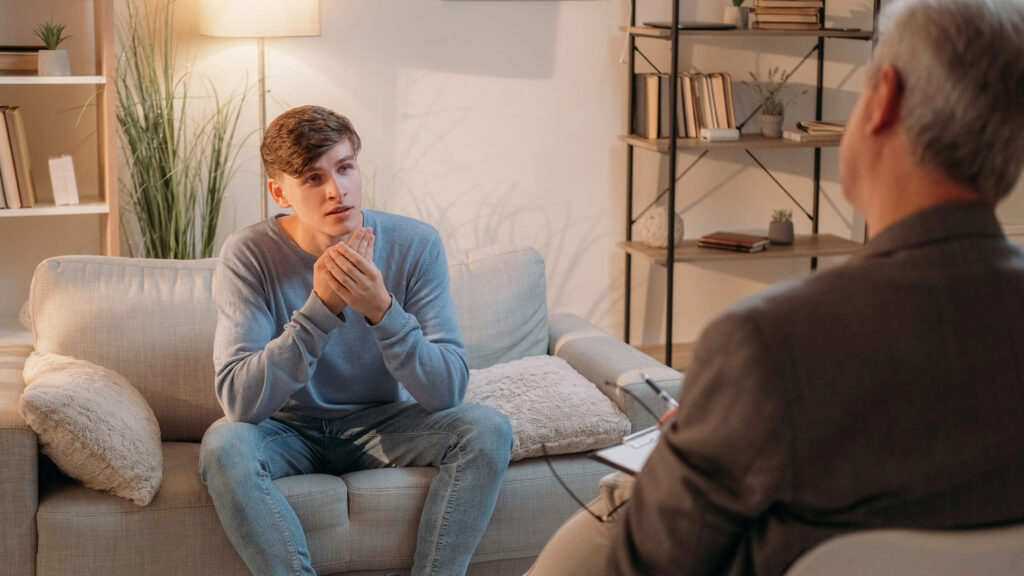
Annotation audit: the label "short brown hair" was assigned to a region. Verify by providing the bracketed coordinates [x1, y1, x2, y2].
[261, 105, 362, 180]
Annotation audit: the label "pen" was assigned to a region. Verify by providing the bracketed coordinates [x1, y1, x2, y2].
[643, 373, 679, 409]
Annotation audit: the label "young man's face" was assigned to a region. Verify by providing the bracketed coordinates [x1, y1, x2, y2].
[270, 139, 364, 250]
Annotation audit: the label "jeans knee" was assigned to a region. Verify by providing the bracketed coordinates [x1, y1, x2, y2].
[199, 419, 263, 484]
[457, 404, 513, 465]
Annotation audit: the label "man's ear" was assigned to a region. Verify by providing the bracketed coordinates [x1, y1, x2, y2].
[866, 65, 904, 135]
[268, 178, 291, 208]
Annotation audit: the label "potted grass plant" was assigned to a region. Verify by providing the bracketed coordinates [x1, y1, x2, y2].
[117, 0, 248, 259]
[768, 209, 794, 245]
[746, 67, 807, 138]
[34, 19, 71, 76]
[723, 0, 750, 29]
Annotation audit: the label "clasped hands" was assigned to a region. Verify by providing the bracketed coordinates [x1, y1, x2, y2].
[314, 227, 392, 325]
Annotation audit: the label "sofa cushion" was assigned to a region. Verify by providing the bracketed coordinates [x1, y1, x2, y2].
[465, 355, 631, 460]
[21, 352, 163, 506]
[35, 442, 350, 576]
[449, 245, 548, 369]
[31, 257, 224, 442]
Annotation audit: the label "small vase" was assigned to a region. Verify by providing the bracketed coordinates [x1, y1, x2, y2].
[638, 206, 685, 248]
[38, 50, 70, 76]
[768, 221, 794, 245]
[760, 114, 784, 138]
[722, 6, 750, 29]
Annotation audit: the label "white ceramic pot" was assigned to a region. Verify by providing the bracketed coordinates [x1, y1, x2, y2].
[768, 221, 795, 245]
[760, 114, 784, 138]
[723, 6, 750, 29]
[38, 50, 70, 76]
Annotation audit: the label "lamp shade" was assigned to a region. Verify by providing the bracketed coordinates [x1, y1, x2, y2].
[200, 0, 321, 38]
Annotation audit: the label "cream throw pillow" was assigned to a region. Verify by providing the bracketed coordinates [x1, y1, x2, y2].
[465, 355, 631, 461]
[20, 352, 163, 506]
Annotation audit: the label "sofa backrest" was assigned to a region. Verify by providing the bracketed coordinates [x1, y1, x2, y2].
[29, 245, 548, 441]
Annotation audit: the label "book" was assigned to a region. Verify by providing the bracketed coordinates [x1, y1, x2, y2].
[753, 13, 820, 23]
[698, 231, 769, 253]
[753, 21, 823, 30]
[0, 46, 42, 76]
[634, 74, 673, 139]
[710, 73, 736, 129]
[658, 73, 672, 138]
[695, 74, 716, 130]
[0, 107, 22, 209]
[797, 120, 847, 134]
[643, 20, 737, 30]
[5, 107, 35, 207]
[753, 0, 824, 7]
[782, 128, 843, 143]
[751, 7, 821, 14]
[678, 74, 697, 138]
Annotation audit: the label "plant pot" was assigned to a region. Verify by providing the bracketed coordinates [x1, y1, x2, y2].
[38, 50, 70, 76]
[760, 114, 784, 138]
[768, 221, 794, 245]
[723, 6, 750, 29]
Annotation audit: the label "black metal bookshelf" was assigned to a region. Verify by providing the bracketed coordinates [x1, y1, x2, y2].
[621, 0, 882, 368]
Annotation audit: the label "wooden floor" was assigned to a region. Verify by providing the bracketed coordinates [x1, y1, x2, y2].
[634, 342, 695, 372]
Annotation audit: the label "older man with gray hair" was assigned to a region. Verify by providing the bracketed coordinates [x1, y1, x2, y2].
[528, 0, 1024, 574]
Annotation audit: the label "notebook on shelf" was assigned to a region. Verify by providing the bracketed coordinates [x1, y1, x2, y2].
[698, 231, 769, 253]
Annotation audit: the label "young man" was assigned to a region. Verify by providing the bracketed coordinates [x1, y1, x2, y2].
[530, 0, 1024, 574]
[200, 105, 512, 576]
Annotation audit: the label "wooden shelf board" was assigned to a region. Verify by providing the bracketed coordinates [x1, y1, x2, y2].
[634, 341, 695, 371]
[619, 233, 862, 265]
[619, 133, 840, 152]
[626, 26, 873, 40]
[0, 75, 107, 85]
[0, 202, 110, 217]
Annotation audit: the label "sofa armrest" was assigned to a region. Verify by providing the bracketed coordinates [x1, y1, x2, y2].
[0, 348, 38, 576]
[548, 314, 683, 431]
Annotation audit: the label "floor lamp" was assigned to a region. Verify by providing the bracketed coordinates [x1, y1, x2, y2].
[199, 0, 321, 219]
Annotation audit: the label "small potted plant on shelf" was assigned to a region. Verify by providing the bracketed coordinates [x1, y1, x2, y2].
[768, 209, 794, 245]
[745, 67, 806, 138]
[723, 0, 749, 29]
[33, 19, 71, 76]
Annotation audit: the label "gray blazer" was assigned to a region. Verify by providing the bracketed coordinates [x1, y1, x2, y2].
[611, 202, 1024, 576]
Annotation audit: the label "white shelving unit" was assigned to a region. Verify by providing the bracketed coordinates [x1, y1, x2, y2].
[0, 0, 117, 344]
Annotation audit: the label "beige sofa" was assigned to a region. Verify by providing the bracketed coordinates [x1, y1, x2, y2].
[0, 245, 682, 576]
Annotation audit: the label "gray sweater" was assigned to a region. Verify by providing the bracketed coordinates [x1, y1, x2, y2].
[212, 210, 469, 424]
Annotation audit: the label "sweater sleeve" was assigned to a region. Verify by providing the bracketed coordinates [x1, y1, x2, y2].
[212, 237, 342, 424]
[609, 310, 791, 576]
[367, 234, 469, 412]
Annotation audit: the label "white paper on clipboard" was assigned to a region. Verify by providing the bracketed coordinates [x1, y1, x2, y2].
[589, 427, 660, 475]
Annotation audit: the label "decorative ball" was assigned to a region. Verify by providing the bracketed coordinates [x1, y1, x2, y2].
[638, 206, 684, 248]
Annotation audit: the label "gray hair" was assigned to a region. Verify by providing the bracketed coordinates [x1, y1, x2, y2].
[871, 0, 1024, 203]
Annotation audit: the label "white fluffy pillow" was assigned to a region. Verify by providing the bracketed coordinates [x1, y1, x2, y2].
[20, 352, 163, 506]
[465, 355, 631, 461]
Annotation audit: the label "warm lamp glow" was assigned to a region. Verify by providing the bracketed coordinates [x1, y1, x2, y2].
[199, 0, 320, 38]
[199, 0, 322, 220]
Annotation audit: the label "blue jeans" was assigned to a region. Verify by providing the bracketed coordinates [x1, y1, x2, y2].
[199, 402, 513, 576]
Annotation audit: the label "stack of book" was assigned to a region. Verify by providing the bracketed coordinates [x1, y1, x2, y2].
[0, 46, 41, 76]
[633, 72, 736, 139]
[751, 0, 824, 30]
[0, 106, 36, 209]
[698, 232, 769, 253]
[782, 120, 846, 143]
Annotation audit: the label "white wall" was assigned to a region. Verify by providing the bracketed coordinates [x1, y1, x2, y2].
[3, 0, 1023, 349]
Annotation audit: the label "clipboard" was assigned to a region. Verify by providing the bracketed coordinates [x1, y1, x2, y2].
[588, 426, 660, 476]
